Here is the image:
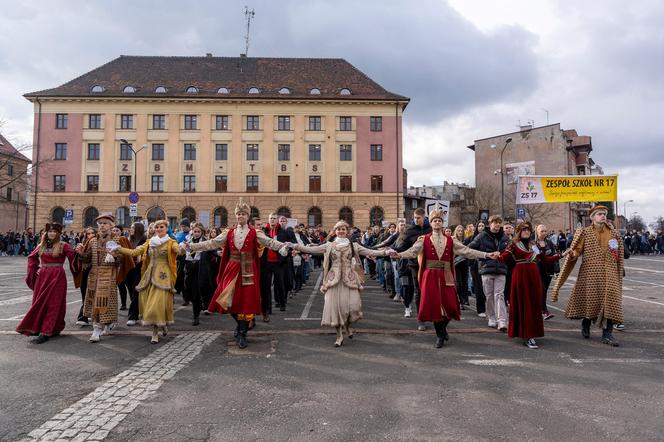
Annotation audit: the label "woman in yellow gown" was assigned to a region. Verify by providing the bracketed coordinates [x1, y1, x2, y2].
[115, 220, 184, 343]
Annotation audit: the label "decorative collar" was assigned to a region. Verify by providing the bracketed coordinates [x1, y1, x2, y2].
[149, 235, 170, 248]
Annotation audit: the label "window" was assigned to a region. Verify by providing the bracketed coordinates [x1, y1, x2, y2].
[89, 114, 101, 129]
[339, 88, 352, 95]
[370, 206, 385, 226]
[370, 144, 383, 161]
[7, 164, 13, 176]
[91, 85, 104, 93]
[184, 143, 196, 161]
[186, 86, 199, 94]
[53, 175, 66, 191]
[246, 175, 259, 192]
[152, 143, 164, 161]
[339, 145, 352, 161]
[309, 176, 321, 193]
[246, 144, 259, 161]
[309, 88, 321, 95]
[278, 87, 290, 94]
[120, 114, 133, 129]
[55, 143, 67, 160]
[184, 115, 197, 130]
[85, 143, 100, 161]
[577, 166, 586, 175]
[183, 175, 196, 192]
[339, 116, 352, 131]
[51, 207, 65, 224]
[309, 144, 321, 161]
[120, 143, 133, 160]
[276, 206, 291, 217]
[371, 175, 383, 192]
[116, 207, 130, 227]
[340, 175, 352, 192]
[339, 207, 353, 225]
[308, 116, 321, 131]
[6, 187, 12, 201]
[56, 113, 68, 129]
[155, 86, 167, 93]
[151, 176, 164, 192]
[215, 115, 229, 130]
[217, 87, 230, 94]
[119, 175, 132, 192]
[370, 116, 382, 132]
[215, 144, 228, 161]
[278, 176, 290, 192]
[87, 175, 99, 192]
[213, 207, 228, 227]
[147, 206, 165, 221]
[152, 115, 166, 129]
[215, 175, 228, 192]
[248, 87, 260, 94]
[277, 116, 291, 131]
[84, 207, 99, 227]
[182, 207, 196, 222]
[278, 144, 290, 161]
[246, 115, 260, 130]
[123, 86, 136, 94]
[307, 207, 322, 226]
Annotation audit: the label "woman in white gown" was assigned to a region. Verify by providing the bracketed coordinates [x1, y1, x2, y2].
[288, 220, 390, 347]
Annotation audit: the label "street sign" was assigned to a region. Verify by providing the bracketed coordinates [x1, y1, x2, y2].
[517, 207, 526, 220]
[128, 192, 139, 204]
[129, 203, 138, 217]
[64, 208, 74, 225]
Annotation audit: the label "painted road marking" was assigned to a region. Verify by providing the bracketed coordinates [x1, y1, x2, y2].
[20, 332, 218, 442]
[629, 257, 664, 263]
[299, 272, 323, 319]
[625, 266, 664, 274]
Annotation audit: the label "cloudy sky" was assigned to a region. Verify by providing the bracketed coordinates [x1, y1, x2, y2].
[0, 0, 662, 223]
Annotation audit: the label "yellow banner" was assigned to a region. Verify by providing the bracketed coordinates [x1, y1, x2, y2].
[516, 175, 618, 204]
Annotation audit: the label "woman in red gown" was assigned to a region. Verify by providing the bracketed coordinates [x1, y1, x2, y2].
[497, 222, 561, 349]
[16, 223, 80, 344]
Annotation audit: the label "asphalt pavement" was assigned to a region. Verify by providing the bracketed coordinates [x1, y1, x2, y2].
[1, 255, 663, 441]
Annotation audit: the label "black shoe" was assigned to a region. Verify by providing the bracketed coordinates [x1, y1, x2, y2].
[31, 334, 49, 344]
[581, 319, 591, 339]
[192, 317, 200, 326]
[435, 337, 445, 348]
[279, 305, 286, 312]
[237, 321, 248, 348]
[602, 329, 620, 347]
[119, 305, 127, 311]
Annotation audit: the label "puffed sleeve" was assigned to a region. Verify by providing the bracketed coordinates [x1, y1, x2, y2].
[190, 229, 228, 252]
[398, 236, 424, 259]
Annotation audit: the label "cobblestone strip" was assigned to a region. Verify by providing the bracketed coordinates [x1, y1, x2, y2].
[21, 332, 218, 442]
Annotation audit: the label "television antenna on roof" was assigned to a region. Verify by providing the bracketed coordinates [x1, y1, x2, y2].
[243, 6, 255, 57]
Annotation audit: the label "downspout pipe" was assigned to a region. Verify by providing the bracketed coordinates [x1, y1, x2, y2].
[32, 98, 42, 231]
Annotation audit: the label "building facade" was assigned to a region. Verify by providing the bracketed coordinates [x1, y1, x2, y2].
[25, 56, 409, 230]
[468, 123, 611, 232]
[0, 133, 31, 232]
[404, 182, 476, 226]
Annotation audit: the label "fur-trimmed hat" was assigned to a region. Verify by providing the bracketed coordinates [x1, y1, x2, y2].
[235, 199, 251, 215]
[428, 208, 445, 221]
[95, 212, 115, 223]
[45, 222, 63, 233]
[589, 205, 609, 217]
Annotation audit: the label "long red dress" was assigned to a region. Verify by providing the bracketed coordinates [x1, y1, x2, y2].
[17, 243, 81, 337]
[417, 234, 461, 322]
[209, 228, 262, 315]
[499, 241, 559, 339]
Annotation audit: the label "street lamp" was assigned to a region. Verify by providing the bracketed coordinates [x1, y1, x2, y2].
[119, 139, 147, 193]
[623, 199, 634, 230]
[491, 137, 513, 219]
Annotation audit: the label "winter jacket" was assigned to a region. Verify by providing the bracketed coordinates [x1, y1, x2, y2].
[467, 229, 510, 275]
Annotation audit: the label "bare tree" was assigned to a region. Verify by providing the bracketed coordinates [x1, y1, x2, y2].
[628, 214, 646, 232]
[649, 216, 664, 232]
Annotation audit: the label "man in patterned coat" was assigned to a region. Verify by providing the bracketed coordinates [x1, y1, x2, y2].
[551, 205, 624, 346]
[77, 213, 134, 342]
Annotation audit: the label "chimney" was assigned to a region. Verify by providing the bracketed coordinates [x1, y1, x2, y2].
[206, 53, 212, 57]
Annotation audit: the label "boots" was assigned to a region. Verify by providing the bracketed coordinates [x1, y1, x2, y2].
[433, 321, 445, 348]
[192, 315, 200, 326]
[89, 324, 101, 343]
[602, 320, 619, 347]
[581, 318, 591, 339]
[334, 326, 344, 347]
[237, 320, 248, 349]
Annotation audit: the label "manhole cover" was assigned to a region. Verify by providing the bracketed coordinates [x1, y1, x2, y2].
[226, 335, 278, 356]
